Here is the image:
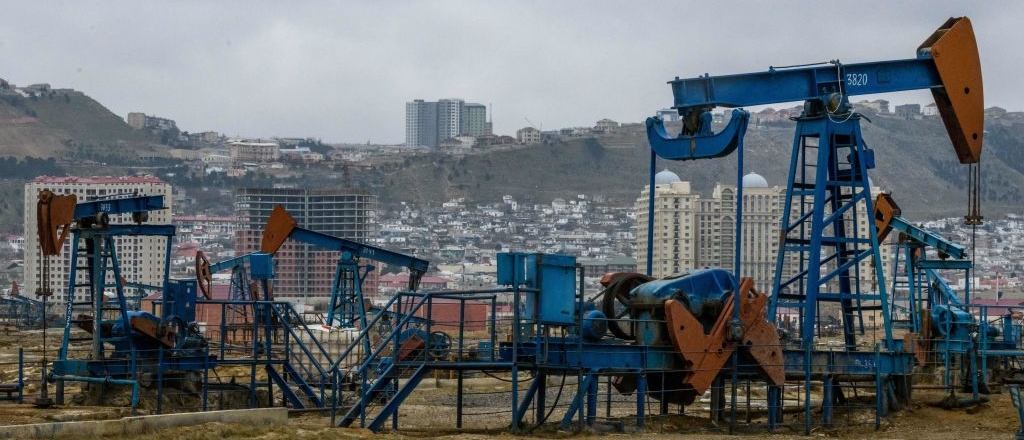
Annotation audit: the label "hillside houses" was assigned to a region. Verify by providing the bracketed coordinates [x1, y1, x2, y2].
[376, 194, 636, 268]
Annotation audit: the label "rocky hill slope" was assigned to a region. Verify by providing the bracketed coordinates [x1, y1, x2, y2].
[1, 85, 1022, 224]
[0, 88, 162, 160]
[374, 110, 1024, 220]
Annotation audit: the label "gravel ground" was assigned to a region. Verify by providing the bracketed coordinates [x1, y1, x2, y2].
[1, 323, 1020, 439]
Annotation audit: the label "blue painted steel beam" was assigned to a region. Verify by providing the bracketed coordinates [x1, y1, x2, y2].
[560, 372, 597, 430]
[366, 365, 429, 432]
[506, 338, 680, 371]
[76, 224, 176, 237]
[208, 251, 269, 273]
[781, 350, 914, 378]
[72, 195, 166, 220]
[286, 228, 429, 275]
[53, 355, 216, 377]
[647, 108, 749, 161]
[512, 376, 543, 429]
[667, 58, 939, 113]
[917, 259, 973, 270]
[925, 268, 966, 307]
[266, 365, 305, 409]
[889, 217, 966, 259]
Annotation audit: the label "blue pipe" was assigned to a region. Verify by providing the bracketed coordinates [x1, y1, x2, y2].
[18, 347, 23, 403]
[52, 374, 139, 408]
[646, 150, 655, 276]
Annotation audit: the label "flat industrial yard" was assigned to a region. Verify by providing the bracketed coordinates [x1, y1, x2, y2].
[0, 323, 1020, 439]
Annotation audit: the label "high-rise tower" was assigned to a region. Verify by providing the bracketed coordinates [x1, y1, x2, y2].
[234, 187, 377, 309]
[24, 176, 173, 303]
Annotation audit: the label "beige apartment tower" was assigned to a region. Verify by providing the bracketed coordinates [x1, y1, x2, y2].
[635, 170, 891, 301]
[24, 176, 173, 303]
[636, 170, 785, 281]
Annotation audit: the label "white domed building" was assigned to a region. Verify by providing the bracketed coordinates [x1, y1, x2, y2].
[635, 169, 700, 277]
[709, 172, 785, 284]
[742, 172, 769, 188]
[654, 168, 681, 185]
[636, 169, 891, 300]
[636, 170, 786, 281]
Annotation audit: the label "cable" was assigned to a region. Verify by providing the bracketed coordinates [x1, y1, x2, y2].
[479, 370, 534, 383]
[770, 60, 832, 70]
[527, 372, 566, 432]
[824, 61, 855, 124]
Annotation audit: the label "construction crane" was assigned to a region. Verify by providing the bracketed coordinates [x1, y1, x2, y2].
[523, 117, 542, 132]
[260, 205, 430, 329]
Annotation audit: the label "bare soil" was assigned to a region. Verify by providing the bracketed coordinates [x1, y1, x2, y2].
[1, 322, 1020, 439]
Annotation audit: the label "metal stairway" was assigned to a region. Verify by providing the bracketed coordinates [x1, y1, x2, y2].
[334, 293, 435, 431]
[262, 301, 336, 410]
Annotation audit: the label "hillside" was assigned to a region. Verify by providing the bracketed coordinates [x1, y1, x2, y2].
[2, 84, 1024, 225]
[374, 111, 1024, 220]
[0, 88, 163, 159]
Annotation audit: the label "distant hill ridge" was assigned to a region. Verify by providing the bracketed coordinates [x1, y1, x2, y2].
[374, 110, 1024, 221]
[1, 83, 1022, 222]
[0, 85, 161, 159]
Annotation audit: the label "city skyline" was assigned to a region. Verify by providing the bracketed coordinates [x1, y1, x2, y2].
[3, 2, 1021, 144]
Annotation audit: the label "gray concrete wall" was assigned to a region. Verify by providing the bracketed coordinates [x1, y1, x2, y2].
[0, 407, 288, 439]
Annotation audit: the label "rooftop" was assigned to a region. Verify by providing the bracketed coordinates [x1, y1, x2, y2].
[31, 175, 166, 184]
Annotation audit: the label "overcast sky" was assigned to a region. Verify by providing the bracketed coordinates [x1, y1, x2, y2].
[3, 2, 1021, 144]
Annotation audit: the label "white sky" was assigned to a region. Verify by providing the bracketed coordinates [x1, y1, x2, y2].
[2, 1, 1020, 144]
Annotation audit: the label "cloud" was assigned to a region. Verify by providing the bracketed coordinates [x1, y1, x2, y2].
[2, 1, 1019, 143]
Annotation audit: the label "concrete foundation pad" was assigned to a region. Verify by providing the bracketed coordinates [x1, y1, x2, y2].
[0, 407, 288, 439]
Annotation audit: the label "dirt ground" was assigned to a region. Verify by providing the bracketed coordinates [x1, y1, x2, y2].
[1, 323, 1022, 439]
[1, 395, 1013, 440]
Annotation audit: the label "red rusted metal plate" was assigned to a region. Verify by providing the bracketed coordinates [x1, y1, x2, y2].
[665, 277, 784, 397]
[260, 205, 297, 254]
[920, 17, 984, 164]
[130, 316, 176, 348]
[37, 190, 77, 256]
[743, 317, 785, 386]
[873, 193, 901, 242]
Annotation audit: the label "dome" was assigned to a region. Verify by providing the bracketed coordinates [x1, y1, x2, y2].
[655, 169, 681, 185]
[742, 172, 769, 188]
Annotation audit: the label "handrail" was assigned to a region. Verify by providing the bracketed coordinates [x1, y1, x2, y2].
[270, 302, 331, 378]
[352, 293, 432, 378]
[326, 291, 409, 374]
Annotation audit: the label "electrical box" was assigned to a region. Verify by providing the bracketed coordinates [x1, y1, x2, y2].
[497, 252, 577, 326]
[166, 279, 198, 323]
[497, 252, 533, 286]
[249, 252, 275, 280]
[536, 254, 576, 325]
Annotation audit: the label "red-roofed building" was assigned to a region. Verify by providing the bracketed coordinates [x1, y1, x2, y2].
[967, 298, 1024, 318]
[379, 274, 451, 292]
